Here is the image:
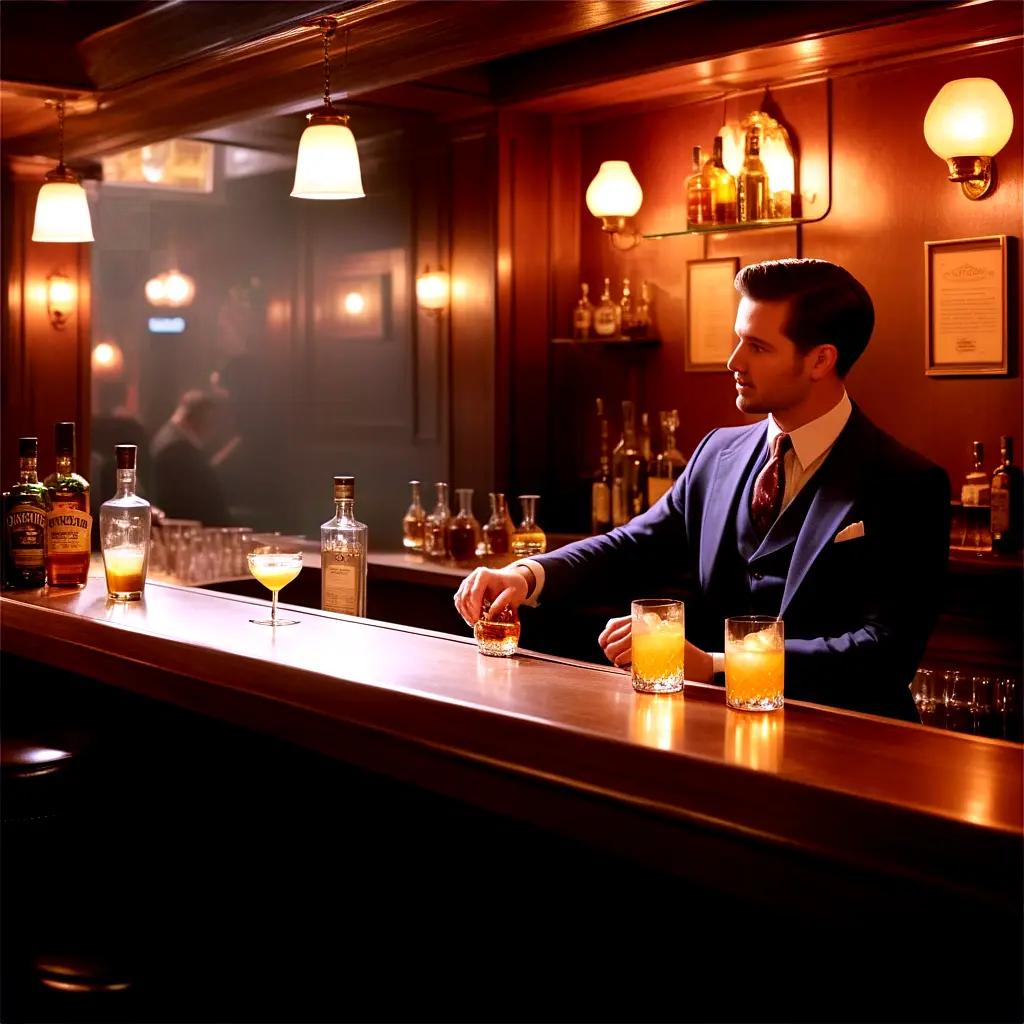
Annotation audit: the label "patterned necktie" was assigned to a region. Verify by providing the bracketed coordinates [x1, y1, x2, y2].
[751, 432, 791, 534]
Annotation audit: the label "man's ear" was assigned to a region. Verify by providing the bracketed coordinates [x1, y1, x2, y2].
[808, 344, 839, 380]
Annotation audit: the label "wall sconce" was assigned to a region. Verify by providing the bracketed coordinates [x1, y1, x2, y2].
[585, 160, 643, 250]
[416, 266, 450, 316]
[145, 268, 195, 307]
[291, 19, 365, 200]
[92, 340, 124, 377]
[46, 272, 75, 329]
[924, 78, 1014, 200]
[32, 98, 94, 243]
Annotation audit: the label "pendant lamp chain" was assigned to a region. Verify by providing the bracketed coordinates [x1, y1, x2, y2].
[321, 19, 335, 108]
[57, 97, 66, 169]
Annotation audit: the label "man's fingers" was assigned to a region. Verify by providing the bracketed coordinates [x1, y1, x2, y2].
[598, 615, 631, 647]
[604, 635, 632, 666]
[487, 585, 518, 620]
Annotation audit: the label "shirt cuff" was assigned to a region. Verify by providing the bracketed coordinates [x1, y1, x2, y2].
[711, 652, 725, 676]
[511, 558, 546, 607]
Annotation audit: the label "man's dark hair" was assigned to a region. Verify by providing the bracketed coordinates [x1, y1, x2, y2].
[734, 259, 874, 377]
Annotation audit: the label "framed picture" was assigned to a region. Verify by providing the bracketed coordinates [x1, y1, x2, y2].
[925, 235, 1008, 376]
[686, 257, 740, 372]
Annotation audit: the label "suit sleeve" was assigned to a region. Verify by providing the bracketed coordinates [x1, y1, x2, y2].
[532, 430, 718, 607]
[782, 462, 951, 717]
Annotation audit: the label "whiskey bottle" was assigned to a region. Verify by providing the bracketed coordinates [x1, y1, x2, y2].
[3, 437, 49, 589]
[424, 482, 451, 560]
[572, 282, 593, 339]
[448, 488, 481, 565]
[632, 281, 652, 339]
[685, 145, 711, 227]
[99, 445, 151, 601]
[619, 278, 636, 337]
[321, 475, 368, 616]
[703, 135, 738, 225]
[402, 480, 426, 551]
[511, 495, 546, 557]
[593, 278, 618, 338]
[991, 435, 1022, 553]
[961, 441, 992, 552]
[44, 421, 91, 587]
[482, 492, 514, 557]
[591, 416, 612, 534]
[738, 128, 770, 222]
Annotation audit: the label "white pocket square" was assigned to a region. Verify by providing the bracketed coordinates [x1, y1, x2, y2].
[834, 521, 865, 543]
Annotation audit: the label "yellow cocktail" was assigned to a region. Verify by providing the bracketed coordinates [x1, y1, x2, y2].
[631, 599, 685, 694]
[247, 548, 303, 626]
[725, 617, 785, 711]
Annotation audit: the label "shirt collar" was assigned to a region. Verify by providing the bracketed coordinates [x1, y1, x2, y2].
[767, 390, 852, 470]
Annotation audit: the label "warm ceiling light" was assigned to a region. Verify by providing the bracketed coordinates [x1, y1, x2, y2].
[924, 78, 1014, 200]
[145, 269, 195, 308]
[585, 160, 643, 250]
[46, 272, 75, 329]
[291, 19, 365, 200]
[92, 340, 124, 377]
[32, 98, 94, 243]
[416, 266, 450, 315]
[343, 291, 366, 315]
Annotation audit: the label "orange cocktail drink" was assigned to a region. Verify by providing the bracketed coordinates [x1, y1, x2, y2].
[725, 616, 785, 711]
[631, 599, 685, 694]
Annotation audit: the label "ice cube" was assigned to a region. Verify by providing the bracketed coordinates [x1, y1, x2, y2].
[642, 612, 661, 630]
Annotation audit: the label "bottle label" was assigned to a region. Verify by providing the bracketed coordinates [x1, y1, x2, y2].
[991, 485, 1010, 534]
[6, 504, 46, 567]
[322, 559, 358, 615]
[593, 308, 617, 336]
[47, 509, 92, 555]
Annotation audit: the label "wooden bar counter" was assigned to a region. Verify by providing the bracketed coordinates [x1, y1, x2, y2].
[2, 571, 1021, 1020]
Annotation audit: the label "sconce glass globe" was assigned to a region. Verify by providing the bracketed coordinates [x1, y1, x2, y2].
[585, 161, 643, 218]
[924, 78, 1013, 159]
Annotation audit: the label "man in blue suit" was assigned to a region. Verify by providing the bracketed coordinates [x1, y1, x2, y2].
[455, 259, 950, 719]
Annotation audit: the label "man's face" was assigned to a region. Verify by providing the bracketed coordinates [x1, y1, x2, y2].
[727, 297, 812, 416]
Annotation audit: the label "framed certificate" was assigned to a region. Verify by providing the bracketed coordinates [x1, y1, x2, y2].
[686, 257, 740, 372]
[925, 235, 1008, 376]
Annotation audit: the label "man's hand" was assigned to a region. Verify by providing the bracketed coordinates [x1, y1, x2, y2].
[454, 566, 529, 626]
[685, 641, 713, 683]
[598, 615, 633, 669]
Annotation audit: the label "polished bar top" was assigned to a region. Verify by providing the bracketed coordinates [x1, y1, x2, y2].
[2, 571, 1020, 904]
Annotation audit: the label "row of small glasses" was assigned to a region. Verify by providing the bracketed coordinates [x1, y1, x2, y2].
[150, 521, 259, 584]
[911, 668, 1020, 739]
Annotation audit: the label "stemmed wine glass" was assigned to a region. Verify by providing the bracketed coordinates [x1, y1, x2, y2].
[247, 543, 303, 626]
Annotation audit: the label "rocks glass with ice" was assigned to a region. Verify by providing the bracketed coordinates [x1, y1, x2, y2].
[724, 616, 785, 711]
[630, 599, 685, 694]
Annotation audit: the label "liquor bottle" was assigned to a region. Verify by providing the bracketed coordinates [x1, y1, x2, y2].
[991, 435, 1022, 553]
[99, 445, 151, 601]
[685, 145, 711, 227]
[402, 479, 426, 551]
[482, 492, 514, 557]
[447, 488, 481, 564]
[593, 278, 618, 338]
[619, 278, 636, 337]
[632, 281, 652, 339]
[648, 409, 687, 506]
[3, 437, 49, 589]
[639, 412, 652, 465]
[511, 495, 547, 557]
[703, 135, 738, 225]
[737, 128, 769, 223]
[961, 441, 992, 552]
[612, 400, 648, 526]
[321, 475, 368, 616]
[572, 282, 593, 339]
[424, 482, 451, 560]
[591, 416, 612, 534]
[44, 421, 91, 587]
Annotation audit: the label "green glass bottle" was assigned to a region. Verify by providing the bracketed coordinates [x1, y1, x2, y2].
[3, 437, 51, 589]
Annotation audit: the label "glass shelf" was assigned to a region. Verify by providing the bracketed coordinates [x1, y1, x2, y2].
[642, 215, 826, 241]
[551, 336, 660, 348]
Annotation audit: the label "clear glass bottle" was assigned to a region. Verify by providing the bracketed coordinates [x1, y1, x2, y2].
[482, 492, 514, 557]
[321, 475, 368, 616]
[961, 441, 992, 553]
[703, 135, 737, 225]
[99, 444, 151, 602]
[648, 409, 687, 506]
[511, 495, 547, 557]
[424, 482, 451, 560]
[686, 145, 711, 227]
[3, 437, 49, 590]
[447, 488, 481, 564]
[572, 282, 593, 339]
[738, 128, 770, 222]
[592, 416, 612, 534]
[612, 400, 647, 526]
[402, 479, 426, 551]
[44, 421, 92, 587]
[991, 435, 1023, 553]
[619, 278, 636, 337]
[592, 277, 618, 338]
[632, 281, 652, 339]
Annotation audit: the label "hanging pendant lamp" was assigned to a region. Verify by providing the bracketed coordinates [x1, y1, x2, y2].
[291, 19, 365, 200]
[32, 98, 94, 243]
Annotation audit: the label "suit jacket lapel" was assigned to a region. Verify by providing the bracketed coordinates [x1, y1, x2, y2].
[700, 422, 767, 591]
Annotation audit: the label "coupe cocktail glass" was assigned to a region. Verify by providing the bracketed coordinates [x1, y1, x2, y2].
[630, 599, 685, 694]
[724, 616, 785, 711]
[247, 545, 303, 626]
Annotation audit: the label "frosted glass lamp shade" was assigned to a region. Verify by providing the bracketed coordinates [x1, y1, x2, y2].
[924, 78, 1014, 159]
[585, 161, 643, 218]
[32, 179, 94, 243]
[291, 118, 365, 199]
